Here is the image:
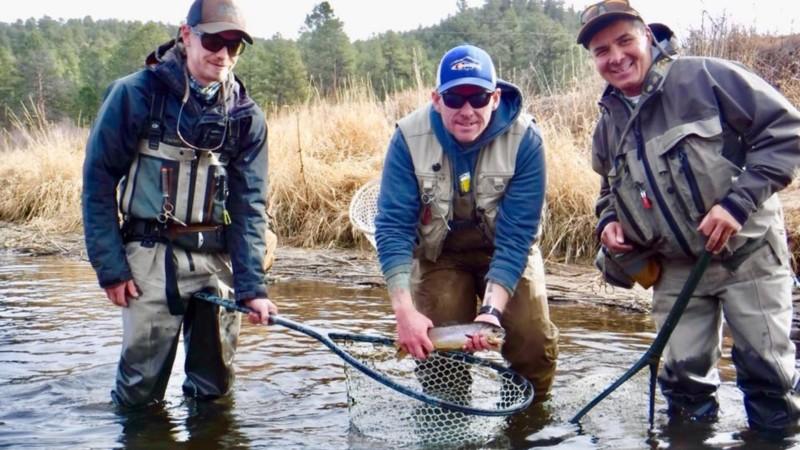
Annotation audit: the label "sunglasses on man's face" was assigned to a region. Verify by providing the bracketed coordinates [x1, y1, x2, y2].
[580, 0, 631, 25]
[191, 28, 246, 57]
[441, 91, 494, 109]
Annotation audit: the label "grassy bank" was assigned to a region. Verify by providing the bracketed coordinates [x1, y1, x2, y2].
[2, 28, 798, 265]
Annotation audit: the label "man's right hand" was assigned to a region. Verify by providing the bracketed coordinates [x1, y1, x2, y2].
[391, 289, 434, 359]
[600, 221, 633, 253]
[104, 280, 139, 307]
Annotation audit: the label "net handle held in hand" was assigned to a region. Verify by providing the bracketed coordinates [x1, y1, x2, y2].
[193, 291, 533, 416]
[569, 250, 712, 425]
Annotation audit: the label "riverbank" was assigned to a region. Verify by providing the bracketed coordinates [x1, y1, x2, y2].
[0, 221, 651, 312]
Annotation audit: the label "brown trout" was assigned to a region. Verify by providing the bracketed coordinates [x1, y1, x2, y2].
[396, 322, 505, 358]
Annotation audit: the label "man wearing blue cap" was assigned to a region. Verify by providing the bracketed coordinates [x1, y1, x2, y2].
[375, 44, 558, 398]
[82, 0, 275, 408]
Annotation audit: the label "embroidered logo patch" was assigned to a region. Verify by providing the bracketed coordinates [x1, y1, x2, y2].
[450, 56, 482, 72]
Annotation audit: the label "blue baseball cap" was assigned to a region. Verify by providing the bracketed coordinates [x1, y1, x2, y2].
[436, 45, 497, 94]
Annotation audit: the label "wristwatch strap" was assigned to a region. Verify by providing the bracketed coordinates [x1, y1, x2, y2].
[478, 304, 503, 322]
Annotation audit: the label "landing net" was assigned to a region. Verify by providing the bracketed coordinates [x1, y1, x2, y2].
[348, 179, 380, 249]
[334, 334, 533, 447]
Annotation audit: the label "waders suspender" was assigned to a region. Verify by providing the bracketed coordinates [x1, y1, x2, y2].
[570, 250, 712, 427]
[150, 87, 184, 315]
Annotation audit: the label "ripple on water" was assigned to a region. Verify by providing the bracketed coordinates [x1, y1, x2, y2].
[1, 254, 797, 449]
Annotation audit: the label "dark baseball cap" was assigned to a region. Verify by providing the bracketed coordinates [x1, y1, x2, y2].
[576, 0, 644, 48]
[186, 0, 253, 44]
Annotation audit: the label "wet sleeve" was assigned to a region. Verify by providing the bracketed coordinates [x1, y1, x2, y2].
[591, 118, 618, 238]
[81, 80, 145, 288]
[225, 111, 270, 302]
[375, 129, 420, 287]
[486, 125, 546, 294]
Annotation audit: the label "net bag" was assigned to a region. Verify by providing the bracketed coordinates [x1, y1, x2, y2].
[348, 179, 381, 249]
[335, 334, 533, 447]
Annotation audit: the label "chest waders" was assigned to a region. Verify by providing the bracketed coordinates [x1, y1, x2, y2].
[119, 86, 241, 315]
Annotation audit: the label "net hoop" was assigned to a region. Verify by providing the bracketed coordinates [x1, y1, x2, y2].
[348, 179, 380, 249]
[329, 332, 534, 416]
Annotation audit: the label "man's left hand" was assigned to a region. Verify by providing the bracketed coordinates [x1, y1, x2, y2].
[698, 204, 742, 254]
[243, 297, 277, 325]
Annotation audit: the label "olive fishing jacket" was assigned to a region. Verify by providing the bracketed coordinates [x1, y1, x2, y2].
[82, 40, 269, 302]
[592, 47, 800, 261]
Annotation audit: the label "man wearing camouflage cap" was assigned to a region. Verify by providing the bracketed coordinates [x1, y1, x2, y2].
[580, 0, 800, 432]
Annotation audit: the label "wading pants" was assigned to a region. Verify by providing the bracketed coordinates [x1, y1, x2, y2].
[653, 240, 800, 430]
[112, 241, 241, 408]
[411, 245, 559, 398]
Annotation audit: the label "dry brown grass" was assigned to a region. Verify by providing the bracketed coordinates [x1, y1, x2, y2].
[0, 103, 85, 234]
[3, 26, 799, 266]
[267, 84, 394, 247]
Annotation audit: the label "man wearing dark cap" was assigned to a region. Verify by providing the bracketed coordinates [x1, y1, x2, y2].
[375, 44, 559, 399]
[82, 0, 275, 408]
[579, 0, 800, 432]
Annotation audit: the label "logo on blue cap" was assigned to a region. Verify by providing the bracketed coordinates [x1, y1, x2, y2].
[436, 45, 497, 93]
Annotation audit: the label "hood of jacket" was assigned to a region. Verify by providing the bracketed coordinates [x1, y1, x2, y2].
[144, 39, 255, 117]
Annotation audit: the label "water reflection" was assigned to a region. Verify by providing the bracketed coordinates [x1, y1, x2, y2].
[1, 252, 799, 449]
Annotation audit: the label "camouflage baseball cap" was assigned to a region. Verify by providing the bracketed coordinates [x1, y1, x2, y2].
[577, 0, 643, 48]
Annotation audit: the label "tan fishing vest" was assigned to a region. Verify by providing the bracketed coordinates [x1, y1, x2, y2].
[397, 105, 532, 262]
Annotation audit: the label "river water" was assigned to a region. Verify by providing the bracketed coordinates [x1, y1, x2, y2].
[1, 252, 798, 449]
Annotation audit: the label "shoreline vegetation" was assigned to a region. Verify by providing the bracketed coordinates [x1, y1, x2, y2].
[1, 21, 799, 311]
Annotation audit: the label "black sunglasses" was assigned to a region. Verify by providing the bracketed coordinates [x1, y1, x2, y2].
[441, 91, 494, 109]
[191, 28, 246, 57]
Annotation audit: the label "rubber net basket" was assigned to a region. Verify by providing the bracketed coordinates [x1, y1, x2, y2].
[336, 334, 532, 448]
[348, 179, 380, 249]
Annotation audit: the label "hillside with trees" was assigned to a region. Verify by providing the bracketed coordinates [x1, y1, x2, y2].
[0, 0, 580, 125]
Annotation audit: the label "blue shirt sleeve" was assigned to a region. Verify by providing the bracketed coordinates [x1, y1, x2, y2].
[375, 129, 420, 278]
[486, 125, 547, 293]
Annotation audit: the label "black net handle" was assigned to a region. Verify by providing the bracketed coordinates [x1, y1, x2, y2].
[193, 292, 534, 416]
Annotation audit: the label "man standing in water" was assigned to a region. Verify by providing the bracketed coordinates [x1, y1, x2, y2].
[82, 0, 275, 408]
[581, 0, 800, 432]
[374, 44, 558, 400]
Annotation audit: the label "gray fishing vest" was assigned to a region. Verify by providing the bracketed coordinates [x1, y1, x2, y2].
[119, 88, 238, 230]
[397, 106, 532, 262]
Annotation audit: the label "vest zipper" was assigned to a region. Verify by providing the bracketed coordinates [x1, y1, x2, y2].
[185, 157, 200, 225]
[610, 185, 647, 242]
[634, 118, 694, 258]
[677, 148, 707, 215]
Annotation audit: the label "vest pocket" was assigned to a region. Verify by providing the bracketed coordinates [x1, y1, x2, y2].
[475, 172, 513, 237]
[203, 165, 229, 225]
[607, 152, 658, 247]
[123, 155, 180, 220]
[655, 129, 741, 224]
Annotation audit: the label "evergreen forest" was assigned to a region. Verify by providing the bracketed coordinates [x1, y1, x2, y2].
[0, 0, 581, 126]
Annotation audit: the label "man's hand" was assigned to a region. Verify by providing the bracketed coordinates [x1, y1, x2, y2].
[243, 297, 278, 325]
[698, 204, 742, 254]
[465, 281, 508, 352]
[600, 221, 633, 253]
[104, 280, 139, 307]
[391, 288, 434, 359]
